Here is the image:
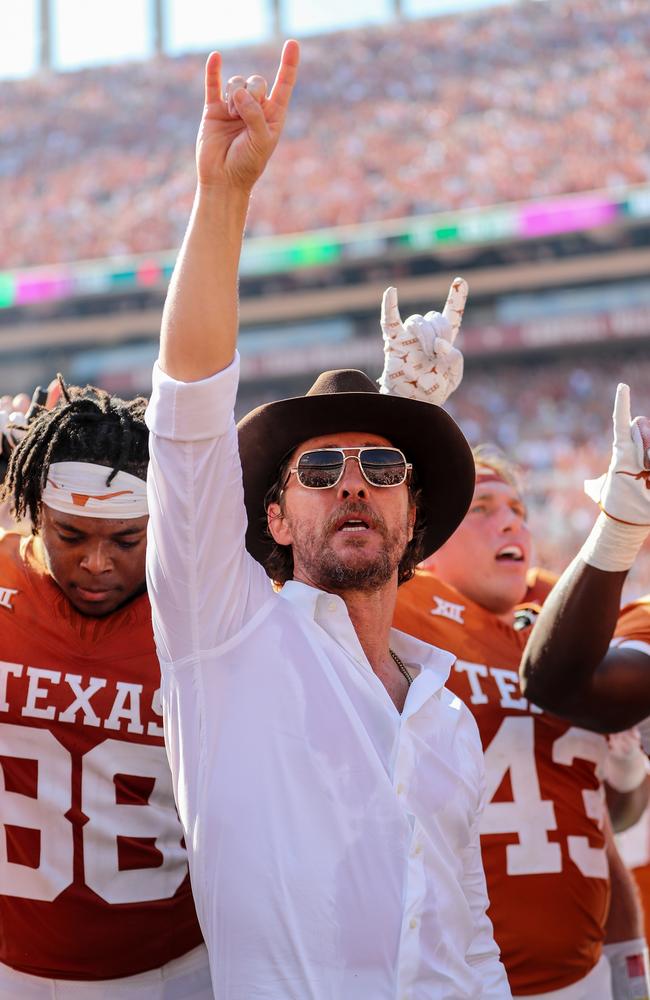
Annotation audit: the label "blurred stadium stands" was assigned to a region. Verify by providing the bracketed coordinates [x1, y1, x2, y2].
[2, 0, 650, 592]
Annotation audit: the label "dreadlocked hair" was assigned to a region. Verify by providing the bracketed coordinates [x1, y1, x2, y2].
[1, 374, 149, 530]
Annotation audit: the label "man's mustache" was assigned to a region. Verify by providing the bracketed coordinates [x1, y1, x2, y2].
[323, 501, 387, 538]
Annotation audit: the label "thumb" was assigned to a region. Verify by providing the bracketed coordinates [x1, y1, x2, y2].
[381, 287, 403, 338]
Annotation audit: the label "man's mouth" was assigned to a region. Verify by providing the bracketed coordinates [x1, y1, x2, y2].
[337, 518, 371, 532]
[495, 544, 525, 563]
[73, 585, 116, 602]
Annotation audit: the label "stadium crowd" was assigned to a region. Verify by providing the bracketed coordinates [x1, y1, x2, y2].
[1, 0, 649, 269]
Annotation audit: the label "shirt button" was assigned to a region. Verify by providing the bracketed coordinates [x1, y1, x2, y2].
[396, 783, 405, 796]
[409, 917, 418, 930]
[328, 601, 337, 613]
[413, 842, 422, 856]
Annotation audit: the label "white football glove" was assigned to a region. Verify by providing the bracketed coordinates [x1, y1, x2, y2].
[378, 277, 468, 406]
[584, 384, 650, 526]
[603, 727, 649, 792]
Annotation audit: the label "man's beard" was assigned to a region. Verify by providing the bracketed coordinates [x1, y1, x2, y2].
[291, 501, 409, 593]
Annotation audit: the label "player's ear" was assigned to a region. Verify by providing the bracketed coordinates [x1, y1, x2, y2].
[420, 552, 437, 572]
[267, 502, 292, 545]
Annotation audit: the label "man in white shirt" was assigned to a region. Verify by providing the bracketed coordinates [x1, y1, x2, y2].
[145, 41, 510, 999]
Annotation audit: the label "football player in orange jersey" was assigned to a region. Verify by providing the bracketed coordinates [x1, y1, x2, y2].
[0, 381, 211, 997]
[394, 443, 650, 999]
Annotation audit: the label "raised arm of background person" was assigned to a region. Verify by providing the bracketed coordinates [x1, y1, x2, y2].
[521, 387, 650, 732]
[603, 729, 650, 832]
[606, 776, 650, 834]
[518, 559, 650, 731]
[604, 816, 645, 945]
[159, 42, 299, 382]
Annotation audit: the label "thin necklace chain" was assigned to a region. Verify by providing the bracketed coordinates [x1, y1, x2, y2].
[390, 648, 412, 688]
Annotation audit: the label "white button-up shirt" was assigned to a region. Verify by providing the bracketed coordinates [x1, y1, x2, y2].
[145, 355, 510, 1000]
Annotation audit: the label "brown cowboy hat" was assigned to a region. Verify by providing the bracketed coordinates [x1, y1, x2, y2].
[237, 368, 475, 570]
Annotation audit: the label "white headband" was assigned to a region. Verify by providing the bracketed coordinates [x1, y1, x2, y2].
[42, 461, 148, 519]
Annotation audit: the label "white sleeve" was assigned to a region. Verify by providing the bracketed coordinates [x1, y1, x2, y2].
[145, 353, 271, 663]
[462, 723, 512, 998]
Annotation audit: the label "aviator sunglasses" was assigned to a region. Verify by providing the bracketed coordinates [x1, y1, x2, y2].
[285, 447, 412, 490]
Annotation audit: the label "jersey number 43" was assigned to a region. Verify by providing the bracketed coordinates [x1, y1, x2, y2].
[481, 716, 608, 879]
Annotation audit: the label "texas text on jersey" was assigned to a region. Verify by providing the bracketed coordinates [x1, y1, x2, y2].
[395, 569, 609, 996]
[0, 531, 203, 980]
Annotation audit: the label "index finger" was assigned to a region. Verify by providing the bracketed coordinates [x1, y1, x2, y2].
[613, 382, 632, 443]
[204, 51, 223, 107]
[268, 39, 300, 113]
[380, 287, 403, 337]
[441, 276, 469, 345]
[46, 377, 63, 410]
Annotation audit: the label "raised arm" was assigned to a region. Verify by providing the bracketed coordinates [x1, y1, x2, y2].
[159, 42, 299, 382]
[521, 385, 650, 731]
[145, 43, 300, 664]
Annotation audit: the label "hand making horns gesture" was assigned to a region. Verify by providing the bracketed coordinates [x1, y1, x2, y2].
[378, 277, 468, 406]
[196, 40, 300, 192]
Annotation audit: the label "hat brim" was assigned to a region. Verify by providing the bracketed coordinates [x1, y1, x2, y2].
[237, 391, 475, 571]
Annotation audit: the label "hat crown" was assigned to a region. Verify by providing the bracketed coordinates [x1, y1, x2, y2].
[306, 369, 379, 397]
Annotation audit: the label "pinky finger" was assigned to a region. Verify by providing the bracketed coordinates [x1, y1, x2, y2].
[381, 287, 403, 336]
[441, 276, 469, 344]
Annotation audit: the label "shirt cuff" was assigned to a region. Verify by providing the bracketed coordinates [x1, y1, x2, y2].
[145, 352, 240, 441]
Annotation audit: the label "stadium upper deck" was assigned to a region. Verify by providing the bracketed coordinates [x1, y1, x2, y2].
[1, 0, 648, 270]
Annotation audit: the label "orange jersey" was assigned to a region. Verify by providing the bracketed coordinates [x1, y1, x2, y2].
[614, 596, 650, 649]
[0, 531, 203, 980]
[523, 565, 558, 606]
[395, 569, 609, 996]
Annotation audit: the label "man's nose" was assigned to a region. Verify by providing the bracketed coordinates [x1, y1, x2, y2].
[498, 506, 521, 533]
[80, 542, 113, 575]
[336, 456, 368, 499]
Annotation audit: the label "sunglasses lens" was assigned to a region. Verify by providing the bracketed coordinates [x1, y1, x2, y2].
[360, 449, 408, 486]
[296, 450, 344, 488]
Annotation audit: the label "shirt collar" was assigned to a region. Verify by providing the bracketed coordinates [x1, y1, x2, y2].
[280, 579, 455, 695]
[390, 626, 455, 691]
